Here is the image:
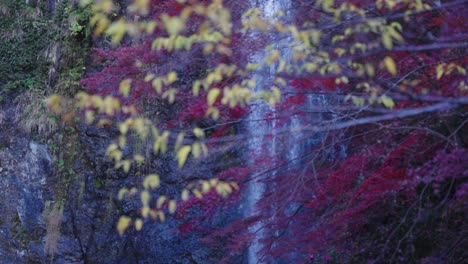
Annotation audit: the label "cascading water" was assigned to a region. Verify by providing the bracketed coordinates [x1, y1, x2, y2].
[244, 1, 292, 263]
[244, 0, 335, 263]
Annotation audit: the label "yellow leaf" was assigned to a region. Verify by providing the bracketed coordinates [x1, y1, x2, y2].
[140, 190, 151, 206]
[193, 127, 205, 138]
[167, 71, 178, 84]
[153, 139, 161, 154]
[161, 14, 185, 36]
[162, 89, 176, 104]
[110, 150, 123, 162]
[193, 189, 202, 199]
[456, 65, 466, 74]
[157, 196, 166, 208]
[382, 33, 393, 50]
[177, 145, 191, 168]
[246, 63, 259, 71]
[117, 135, 126, 149]
[209, 178, 218, 187]
[206, 106, 220, 120]
[119, 122, 129, 135]
[388, 27, 403, 42]
[436, 64, 444, 80]
[391, 22, 403, 31]
[135, 219, 143, 231]
[223, 183, 232, 195]
[215, 184, 224, 196]
[230, 181, 239, 191]
[351, 95, 365, 106]
[365, 63, 375, 77]
[105, 19, 126, 45]
[207, 88, 221, 106]
[94, 16, 110, 36]
[106, 143, 119, 155]
[334, 48, 346, 57]
[143, 174, 160, 189]
[168, 200, 177, 214]
[158, 211, 166, 222]
[144, 73, 155, 82]
[380, 95, 395, 109]
[129, 187, 138, 196]
[118, 188, 128, 200]
[141, 206, 150, 218]
[134, 154, 145, 164]
[117, 216, 132, 235]
[145, 21, 157, 34]
[122, 160, 132, 173]
[192, 143, 201, 158]
[128, 0, 150, 15]
[384, 56, 397, 76]
[193, 80, 202, 96]
[119, 79, 132, 97]
[303, 63, 318, 72]
[205, 73, 217, 86]
[201, 181, 210, 193]
[160, 131, 169, 153]
[152, 78, 163, 94]
[275, 77, 287, 86]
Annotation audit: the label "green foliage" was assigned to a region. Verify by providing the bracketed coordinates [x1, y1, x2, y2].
[0, 0, 91, 95]
[56, 159, 65, 169]
[0, 4, 49, 92]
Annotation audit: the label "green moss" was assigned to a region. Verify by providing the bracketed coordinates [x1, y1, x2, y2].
[0, 0, 91, 95]
[0, 1, 50, 92]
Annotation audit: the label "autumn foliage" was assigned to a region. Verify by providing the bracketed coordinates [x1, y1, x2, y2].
[48, 0, 468, 262]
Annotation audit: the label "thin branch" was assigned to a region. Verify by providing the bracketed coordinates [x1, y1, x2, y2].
[201, 100, 466, 145]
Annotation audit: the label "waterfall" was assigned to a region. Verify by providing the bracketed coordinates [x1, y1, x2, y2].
[245, 1, 292, 263]
[243, 0, 337, 262]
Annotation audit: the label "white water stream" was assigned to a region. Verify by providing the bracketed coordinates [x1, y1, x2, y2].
[245, 1, 292, 263]
[243, 0, 340, 262]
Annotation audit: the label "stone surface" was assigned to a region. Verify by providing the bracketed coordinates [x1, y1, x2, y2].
[0, 124, 53, 262]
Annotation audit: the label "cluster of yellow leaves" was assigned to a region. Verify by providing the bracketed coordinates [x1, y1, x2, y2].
[74, 93, 124, 124]
[436, 63, 467, 80]
[81, 0, 157, 44]
[116, 175, 239, 234]
[435, 63, 467, 93]
[347, 82, 395, 109]
[106, 114, 209, 171]
[181, 178, 240, 199]
[143, 71, 178, 102]
[116, 173, 176, 234]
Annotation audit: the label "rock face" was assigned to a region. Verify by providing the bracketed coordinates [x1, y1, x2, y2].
[0, 91, 236, 263]
[0, 107, 53, 263]
[0, 104, 231, 263]
[0, 1, 238, 263]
